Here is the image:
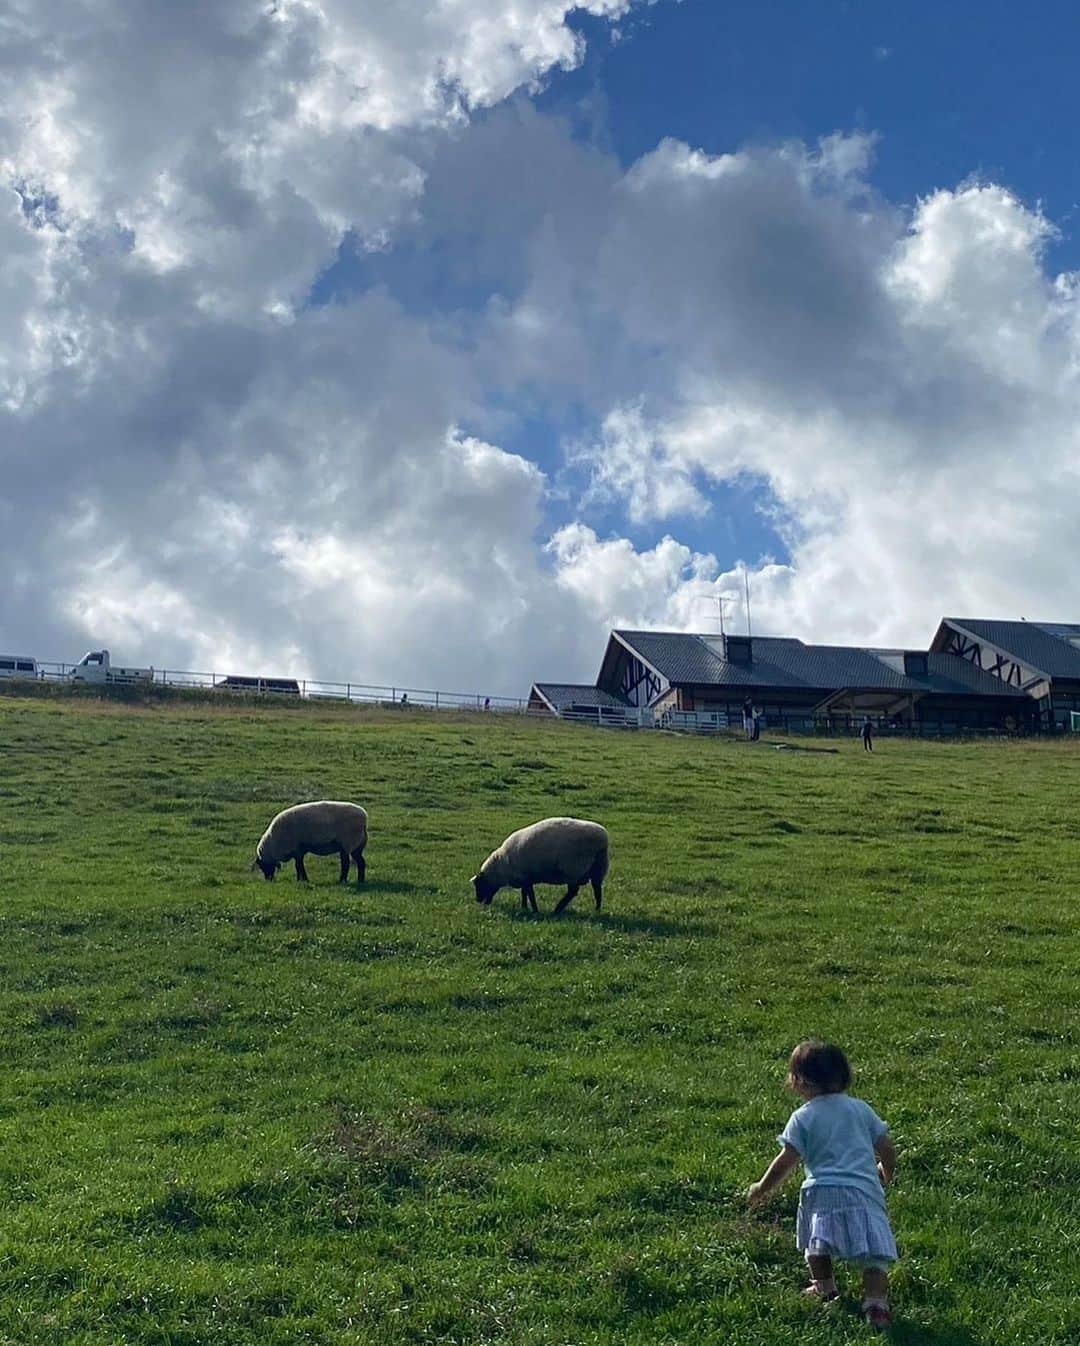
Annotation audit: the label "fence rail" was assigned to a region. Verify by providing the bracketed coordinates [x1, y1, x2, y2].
[22, 661, 532, 714]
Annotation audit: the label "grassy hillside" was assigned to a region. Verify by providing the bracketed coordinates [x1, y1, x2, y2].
[0, 695, 1077, 1345]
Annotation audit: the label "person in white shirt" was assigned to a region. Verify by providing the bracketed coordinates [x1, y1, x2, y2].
[747, 1040, 898, 1330]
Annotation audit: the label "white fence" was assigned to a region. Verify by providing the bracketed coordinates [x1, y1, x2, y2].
[556, 705, 653, 730]
[28, 660, 532, 714]
[657, 709, 729, 735]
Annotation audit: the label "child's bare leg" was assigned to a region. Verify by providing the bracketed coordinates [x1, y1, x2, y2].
[861, 1266, 892, 1326]
[805, 1254, 837, 1297]
[861, 1268, 889, 1303]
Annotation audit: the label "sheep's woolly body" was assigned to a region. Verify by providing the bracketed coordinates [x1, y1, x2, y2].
[480, 817, 608, 892]
[257, 801, 368, 865]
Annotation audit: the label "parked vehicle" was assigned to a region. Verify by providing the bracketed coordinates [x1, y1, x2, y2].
[0, 655, 38, 679]
[217, 674, 300, 696]
[70, 650, 153, 685]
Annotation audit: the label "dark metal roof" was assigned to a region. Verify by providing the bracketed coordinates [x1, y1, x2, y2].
[612, 630, 727, 684]
[943, 618, 1080, 680]
[531, 683, 631, 710]
[610, 630, 1027, 698]
[700, 636, 908, 691]
[920, 652, 1028, 697]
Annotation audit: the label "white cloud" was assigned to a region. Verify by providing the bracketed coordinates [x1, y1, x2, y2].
[0, 1, 642, 321]
[1, 4, 654, 691]
[554, 146, 1080, 650]
[573, 402, 709, 522]
[5, 4, 1080, 699]
[548, 522, 716, 625]
[547, 521, 801, 637]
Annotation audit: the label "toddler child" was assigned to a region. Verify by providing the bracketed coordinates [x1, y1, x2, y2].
[748, 1040, 898, 1329]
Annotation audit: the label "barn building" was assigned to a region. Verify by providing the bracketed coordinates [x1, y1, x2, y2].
[931, 619, 1080, 732]
[530, 620, 1052, 734]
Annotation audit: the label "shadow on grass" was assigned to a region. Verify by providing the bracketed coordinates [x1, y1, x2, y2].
[788, 1282, 983, 1346]
[360, 879, 419, 896]
[566, 911, 716, 937]
[884, 1316, 982, 1346]
[501, 906, 714, 936]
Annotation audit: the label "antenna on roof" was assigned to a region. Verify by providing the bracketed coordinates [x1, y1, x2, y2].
[743, 564, 753, 640]
[697, 593, 729, 635]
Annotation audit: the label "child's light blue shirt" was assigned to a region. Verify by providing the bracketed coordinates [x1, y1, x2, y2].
[779, 1093, 889, 1206]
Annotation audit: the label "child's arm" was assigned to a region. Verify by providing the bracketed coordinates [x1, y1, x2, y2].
[747, 1144, 800, 1206]
[874, 1133, 897, 1186]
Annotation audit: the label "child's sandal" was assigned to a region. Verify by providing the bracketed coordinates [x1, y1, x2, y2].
[802, 1281, 839, 1301]
[862, 1302, 892, 1330]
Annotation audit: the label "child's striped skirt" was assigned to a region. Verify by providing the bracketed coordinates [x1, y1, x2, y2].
[796, 1184, 898, 1266]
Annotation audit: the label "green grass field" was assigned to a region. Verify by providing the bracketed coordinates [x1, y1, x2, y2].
[1, 692, 1078, 1345]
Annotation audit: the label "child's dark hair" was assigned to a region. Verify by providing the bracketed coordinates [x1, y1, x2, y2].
[787, 1040, 852, 1094]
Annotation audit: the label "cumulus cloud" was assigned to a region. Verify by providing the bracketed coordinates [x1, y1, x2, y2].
[558, 146, 1080, 651]
[0, 2, 646, 691]
[571, 403, 709, 523]
[548, 522, 717, 624]
[1, 0, 639, 317]
[4, 2, 1080, 697]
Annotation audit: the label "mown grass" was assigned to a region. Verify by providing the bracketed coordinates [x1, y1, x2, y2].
[0, 693, 1077, 1344]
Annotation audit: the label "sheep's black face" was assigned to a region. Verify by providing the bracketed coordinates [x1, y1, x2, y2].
[256, 857, 280, 880]
[472, 874, 497, 906]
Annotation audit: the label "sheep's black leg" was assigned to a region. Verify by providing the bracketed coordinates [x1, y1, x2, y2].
[295, 853, 309, 882]
[339, 848, 350, 882]
[351, 847, 366, 883]
[521, 884, 537, 912]
[553, 884, 580, 914]
[591, 877, 603, 911]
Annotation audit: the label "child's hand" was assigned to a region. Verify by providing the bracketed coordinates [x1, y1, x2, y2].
[877, 1161, 891, 1187]
[746, 1181, 767, 1206]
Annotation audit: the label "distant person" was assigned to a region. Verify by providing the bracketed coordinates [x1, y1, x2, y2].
[743, 695, 754, 740]
[748, 1040, 898, 1330]
[861, 717, 874, 752]
[751, 705, 762, 741]
[484, 697, 491, 712]
[400, 692, 408, 707]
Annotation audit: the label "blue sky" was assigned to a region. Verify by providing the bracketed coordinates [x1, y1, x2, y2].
[556, 0, 1080, 256]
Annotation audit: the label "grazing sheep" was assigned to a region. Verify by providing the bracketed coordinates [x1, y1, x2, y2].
[254, 801, 368, 883]
[472, 817, 608, 914]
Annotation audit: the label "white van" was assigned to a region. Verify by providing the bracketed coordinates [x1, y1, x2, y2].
[0, 656, 39, 679]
